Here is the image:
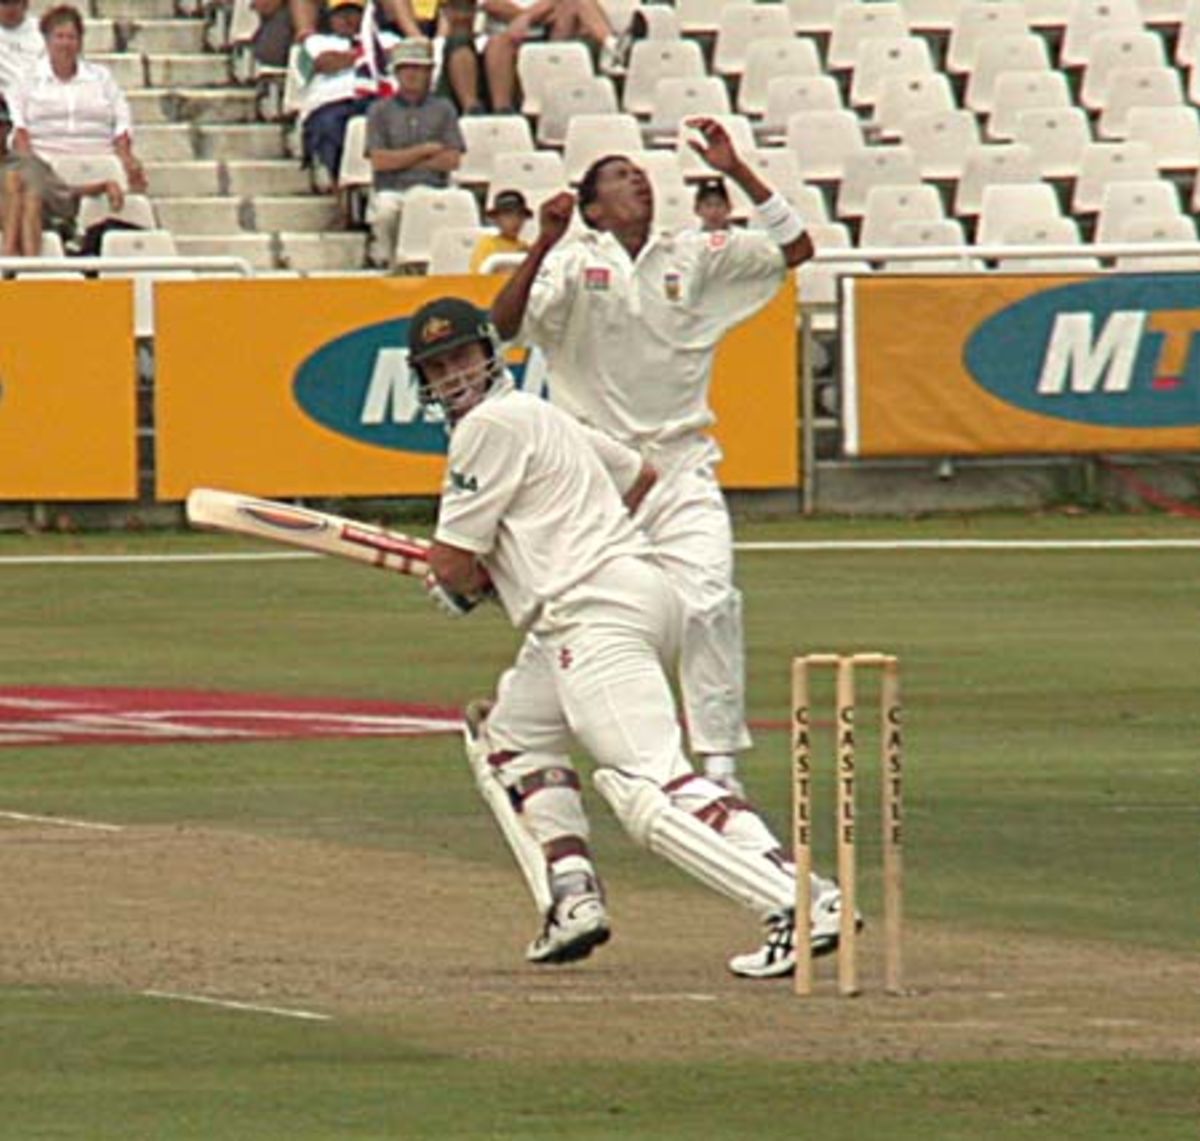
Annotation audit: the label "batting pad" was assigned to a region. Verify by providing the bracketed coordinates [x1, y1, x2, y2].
[593, 769, 794, 916]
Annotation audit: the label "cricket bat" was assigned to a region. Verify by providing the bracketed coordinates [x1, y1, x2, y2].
[185, 488, 431, 578]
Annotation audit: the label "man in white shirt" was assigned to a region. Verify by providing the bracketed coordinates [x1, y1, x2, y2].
[413, 295, 842, 979]
[491, 118, 812, 802]
[0, 0, 42, 97]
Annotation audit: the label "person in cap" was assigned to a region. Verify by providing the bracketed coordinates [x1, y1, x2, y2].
[411, 295, 834, 976]
[364, 35, 464, 267]
[297, 0, 385, 191]
[693, 176, 731, 233]
[0, 0, 43, 97]
[469, 186, 531, 273]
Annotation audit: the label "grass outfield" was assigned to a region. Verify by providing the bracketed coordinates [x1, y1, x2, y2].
[0, 514, 1197, 1138]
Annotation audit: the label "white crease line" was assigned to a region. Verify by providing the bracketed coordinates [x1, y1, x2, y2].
[737, 539, 1200, 551]
[0, 810, 123, 832]
[141, 989, 332, 1022]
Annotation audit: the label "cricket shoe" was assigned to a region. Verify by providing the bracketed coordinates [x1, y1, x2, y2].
[727, 887, 863, 979]
[526, 892, 611, 965]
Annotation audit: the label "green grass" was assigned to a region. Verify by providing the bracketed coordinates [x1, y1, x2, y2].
[1, 517, 1198, 1136]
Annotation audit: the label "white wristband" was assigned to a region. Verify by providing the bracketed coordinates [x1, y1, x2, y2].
[754, 191, 805, 246]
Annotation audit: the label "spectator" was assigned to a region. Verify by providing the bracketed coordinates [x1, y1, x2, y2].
[483, 0, 632, 114]
[249, 0, 296, 68]
[435, 0, 488, 115]
[470, 187, 530, 272]
[352, 0, 426, 100]
[8, 5, 147, 195]
[0, 0, 43, 97]
[693, 177, 732, 232]
[1, 95, 125, 256]
[365, 36, 463, 268]
[298, 0, 392, 190]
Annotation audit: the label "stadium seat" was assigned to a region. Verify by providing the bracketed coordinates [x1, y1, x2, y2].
[99, 228, 180, 257]
[784, 0, 837, 37]
[848, 36, 936, 110]
[674, 0, 726, 34]
[1095, 66, 1184, 138]
[675, 114, 757, 180]
[1010, 106, 1093, 178]
[1072, 139, 1160, 211]
[456, 115, 534, 187]
[974, 182, 1064, 244]
[537, 77, 618, 149]
[873, 73, 956, 140]
[987, 70, 1072, 140]
[897, 107, 980, 180]
[712, 3, 794, 77]
[1123, 105, 1200, 172]
[647, 77, 731, 140]
[621, 38, 707, 117]
[394, 188, 480, 268]
[47, 153, 127, 189]
[490, 150, 566, 200]
[964, 34, 1052, 113]
[1078, 28, 1167, 109]
[737, 37, 823, 119]
[636, 4, 682, 39]
[730, 151, 829, 221]
[758, 75, 844, 143]
[1023, 0, 1073, 29]
[1060, 0, 1145, 69]
[650, 179, 696, 232]
[517, 42, 594, 117]
[994, 217, 1099, 271]
[858, 183, 945, 247]
[77, 192, 158, 234]
[428, 226, 492, 275]
[1138, 0, 1189, 27]
[946, 1, 1030, 74]
[953, 143, 1040, 215]
[795, 222, 868, 327]
[337, 115, 372, 208]
[901, 0, 962, 35]
[1115, 214, 1200, 270]
[1175, 4, 1200, 67]
[1093, 179, 1182, 243]
[827, 3, 908, 71]
[786, 109, 867, 181]
[883, 218, 982, 271]
[836, 145, 922, 218]
[563, 113, 644, 183]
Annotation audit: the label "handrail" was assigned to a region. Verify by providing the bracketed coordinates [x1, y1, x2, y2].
[0, 256, 256, 275]
[811, 240, 1200, 264]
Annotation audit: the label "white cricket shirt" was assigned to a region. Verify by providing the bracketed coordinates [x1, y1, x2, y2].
[434, 382, 649, 629]
[522, 226, 787, 446]
[9, 56, 132, 154]
[0, 17, 43, 96]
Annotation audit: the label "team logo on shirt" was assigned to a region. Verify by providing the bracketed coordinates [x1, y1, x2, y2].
[449, 469, 479, 492]
[664, 271, 682, 302]
[707, 232, 729, 251]
[583, 267, 611, 292]
[558, 648, 574, 670]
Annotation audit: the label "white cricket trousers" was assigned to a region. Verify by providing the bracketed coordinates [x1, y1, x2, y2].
[489, 554, 691, 787]
[638, 432, 751, 756]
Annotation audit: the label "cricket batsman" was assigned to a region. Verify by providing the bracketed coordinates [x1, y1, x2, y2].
[413, 295, 842, 978]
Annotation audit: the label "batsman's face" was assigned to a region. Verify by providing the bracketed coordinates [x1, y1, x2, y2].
[588, 158, 653, 230]
[420, 340, 492, 421]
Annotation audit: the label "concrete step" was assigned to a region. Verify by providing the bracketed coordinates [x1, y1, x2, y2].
[251, 195, 341, 233]
[144, 159, 220, 197]
[83, 18, 119, 53]
[93, 0, 180, 19]
[143, 87, 258, 124]
[225, 160, 311, 197]
[196, 124, 288, 160]
[92, 52, 146, 88]
[128, 89, 174, 124]
[146, 53, 230, 87]
[136, 123, 196, 161]
[154, 196, 244, 234]
[174, 233, 276, 270]
[279, 232, 369, 273]
[124, 18, 208, 54]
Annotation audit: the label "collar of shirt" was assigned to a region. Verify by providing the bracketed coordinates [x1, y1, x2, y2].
[32, 56, 102, 85]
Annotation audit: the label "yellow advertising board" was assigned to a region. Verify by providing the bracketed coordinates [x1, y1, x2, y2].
[845, 274, 1200, 456]
[155, 276, 797, 499]
[0, 281, 137, 500]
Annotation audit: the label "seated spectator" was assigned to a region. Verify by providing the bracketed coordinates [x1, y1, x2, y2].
[8, 5, 148, 194]
[298, 0, 394, 189]
[365, 36, 463, 268]
[1, 95, 125, 256]
[435, 0, 488, 115]
[483, 0, 632, 114]
[352, 0, 428, 101]
[0, 0, 43, 97]
[470, 187, 529, 272]
[693, 178, 732, 232]
[250, 0, 297, 68]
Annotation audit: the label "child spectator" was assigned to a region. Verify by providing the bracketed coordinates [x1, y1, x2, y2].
[693, 177, 732, 232]
[470, 187, 530, 272]
[0, 0, 42, 97]
[365, 36, 463, 268]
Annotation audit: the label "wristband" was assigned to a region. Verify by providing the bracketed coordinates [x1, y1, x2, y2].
[754, 191, 805, 246]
